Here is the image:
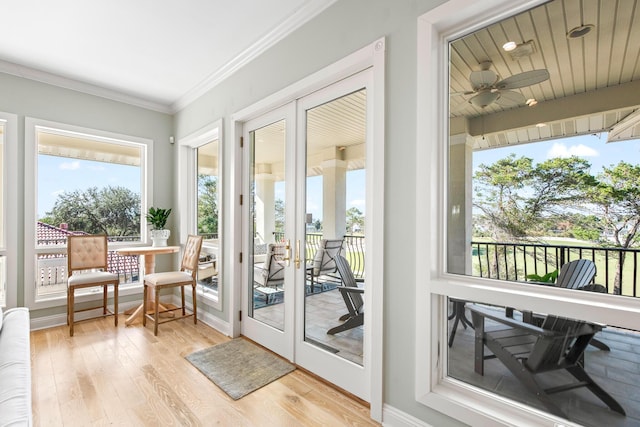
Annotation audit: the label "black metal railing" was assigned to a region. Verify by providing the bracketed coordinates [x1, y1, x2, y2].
[471, 241, 640, 297]
[273, 232, 365, 278]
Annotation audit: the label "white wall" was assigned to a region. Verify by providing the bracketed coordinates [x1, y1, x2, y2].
[173, 0, 464, 425]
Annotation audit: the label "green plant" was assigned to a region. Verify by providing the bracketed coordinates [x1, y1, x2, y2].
[526, 269, 558, 283]
[146, 207, 171, 230]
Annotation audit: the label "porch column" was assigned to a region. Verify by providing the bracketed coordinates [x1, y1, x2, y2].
[255, 166, 276, 244]
[322, 158, 347, 239]
[448, 133, 473, 275]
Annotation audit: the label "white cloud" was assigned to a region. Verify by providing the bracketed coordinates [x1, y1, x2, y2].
[51, 189, 64, 197]
[59, 161, 81, 170]
[547, 143, 598, 158]
[349, 199, 365, 209]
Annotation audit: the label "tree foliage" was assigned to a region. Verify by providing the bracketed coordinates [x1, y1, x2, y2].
[45, 186, 140, 236]
[346, 207, 364, 234]
[197, 174, 218, 236]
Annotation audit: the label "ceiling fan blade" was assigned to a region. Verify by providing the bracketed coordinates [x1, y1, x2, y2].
[469, 70, 498, 90]
[496, 69, 549, 89]
[495, 90, 525, 106]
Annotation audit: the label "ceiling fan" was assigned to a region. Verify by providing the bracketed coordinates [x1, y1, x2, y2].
[463, 61, 550, 108]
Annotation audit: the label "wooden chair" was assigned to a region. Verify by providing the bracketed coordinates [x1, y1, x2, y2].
[469, 304, 625, 419]
[67, 234, 119, 337]
[327, 255, 364, 335]
[143, 235, 203, 335]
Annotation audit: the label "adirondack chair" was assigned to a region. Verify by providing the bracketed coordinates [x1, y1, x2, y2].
[327, 255, 364, 335]
[469, 304, 625, 419]
[520, 259, 610, 351]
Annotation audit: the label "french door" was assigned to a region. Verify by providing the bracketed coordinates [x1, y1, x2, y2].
[241, 71, 371, 400]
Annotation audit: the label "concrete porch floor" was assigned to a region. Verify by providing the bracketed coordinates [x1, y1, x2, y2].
[448, 304, 640, 426]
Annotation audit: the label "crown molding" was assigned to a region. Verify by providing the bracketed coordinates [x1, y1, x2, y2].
[171, 0, 337, 113]
[0, 59, 173, 114]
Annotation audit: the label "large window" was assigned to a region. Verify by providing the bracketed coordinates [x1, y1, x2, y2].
[25, 118, 151, 308]
[0, 112, 17, 308]
[179, 120, 222, 310]
[417, 1, 640, 426]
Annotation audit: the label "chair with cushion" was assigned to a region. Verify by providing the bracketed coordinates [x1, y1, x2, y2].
[255, 243, 286, 289]
[469, 304, 625, 419]
[142, 235, 203, 335]
[67, 234, 119, 336]
[327, 255, 364, 335]
[309, 238, 344, 291]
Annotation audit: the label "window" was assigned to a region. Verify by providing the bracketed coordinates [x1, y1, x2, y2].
[179, 120, 222, 310]
[0, 112, 17, 308]
[417, 1, 640, 426]
[25, 118, 152, 308]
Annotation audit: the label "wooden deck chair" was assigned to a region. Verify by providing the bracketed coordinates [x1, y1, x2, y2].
[556, 259, 597, 289]
[469, 304, 625, 419]
[327, 255, 364, 335]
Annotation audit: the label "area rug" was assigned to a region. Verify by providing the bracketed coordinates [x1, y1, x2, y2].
[185, 338, 295, 400]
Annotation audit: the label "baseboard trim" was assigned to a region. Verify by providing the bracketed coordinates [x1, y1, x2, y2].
[382, 404, 433, 427]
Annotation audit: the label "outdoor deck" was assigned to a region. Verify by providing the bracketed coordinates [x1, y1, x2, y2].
[448, 304, 640, 426]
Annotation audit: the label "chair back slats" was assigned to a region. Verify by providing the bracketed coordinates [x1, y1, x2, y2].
[526, 315, 590, 371]
[556, 259, 596, 289]
[334, 255, 363, 311]
[180, 235, 204, 279]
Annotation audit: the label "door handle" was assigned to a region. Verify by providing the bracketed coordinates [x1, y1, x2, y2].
[295, 240, 301, 269]
[283, 239, 291, 266]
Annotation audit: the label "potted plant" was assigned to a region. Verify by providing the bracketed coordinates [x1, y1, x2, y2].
[146, 207, 172, 247]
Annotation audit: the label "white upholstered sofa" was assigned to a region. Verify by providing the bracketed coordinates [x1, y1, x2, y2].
[0, 307, 32, 426]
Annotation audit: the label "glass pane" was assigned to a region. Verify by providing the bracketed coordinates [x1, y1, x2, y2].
[249, 120, 286, 330]
[304, 89, 366, 365]
[36, 129, 143, 298]
[448, 297, 635, 426]
[446, 0, 640, 297]
[196, 139, 219, 296]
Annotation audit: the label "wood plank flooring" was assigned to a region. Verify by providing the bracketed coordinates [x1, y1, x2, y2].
[31, 316, 379, 427]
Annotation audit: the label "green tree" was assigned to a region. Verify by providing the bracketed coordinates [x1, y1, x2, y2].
[274, 199, 285, 233]
[346, 207, 364, 234]
[586, 161, 640, 293]
[474, 154, 595, 241]
[197, 174, 218, 236]
[44, 186, 140, 236]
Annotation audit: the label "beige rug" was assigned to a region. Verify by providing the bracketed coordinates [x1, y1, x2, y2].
[185, 338, 295, 400]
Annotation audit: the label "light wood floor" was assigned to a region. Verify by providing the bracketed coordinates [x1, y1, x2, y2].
[31, 315, 379, 427]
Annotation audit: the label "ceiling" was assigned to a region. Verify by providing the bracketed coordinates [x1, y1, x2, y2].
[449, 0, 640, 150]
[0, 0, 336, 113]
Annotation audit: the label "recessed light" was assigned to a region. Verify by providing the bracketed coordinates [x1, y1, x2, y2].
[502, 41, 517, 51]
[567, 24, 595, 39]
[526, 98, 538, 106]
[535, 123, 547, 128]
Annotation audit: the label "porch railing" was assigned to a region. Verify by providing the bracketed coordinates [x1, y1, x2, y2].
[273, 232, 365, 278]
[471, 241, 640, 297]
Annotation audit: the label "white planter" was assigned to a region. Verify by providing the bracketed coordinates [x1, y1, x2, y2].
[150, 229, 170, 247]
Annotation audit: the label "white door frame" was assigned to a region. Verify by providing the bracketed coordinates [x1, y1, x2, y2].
[229, 37, 385, 421]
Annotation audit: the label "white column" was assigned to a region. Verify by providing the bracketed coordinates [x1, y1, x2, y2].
[255, 170, 276, 244]
[322, 158, 347, 239]
[447, 133, 473, 275]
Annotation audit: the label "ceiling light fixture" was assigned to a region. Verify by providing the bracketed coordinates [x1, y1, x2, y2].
[507, 40, 537, 61]
[469, 90, 500, 108]
[526, 98, 538, 106]
[535, 123, 547, 128]
[567, 24, 595, 39]
[502, 41, 517, 51]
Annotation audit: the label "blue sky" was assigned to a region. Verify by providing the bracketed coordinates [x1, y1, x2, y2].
[38, 155, 141, 218]
[473, 133, 640, 175]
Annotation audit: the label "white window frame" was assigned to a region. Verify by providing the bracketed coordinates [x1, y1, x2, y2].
[178, 119, 223, 311]
[0, 112, 18, 308]
[24, 117, 153, 310]
[415, 1, 640, 425]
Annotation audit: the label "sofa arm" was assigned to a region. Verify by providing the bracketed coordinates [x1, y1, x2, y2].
[0, 307, 32, 426]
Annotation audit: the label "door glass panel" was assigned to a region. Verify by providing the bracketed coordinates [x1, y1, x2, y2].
[249, 120, 286, 330]
[0, 122, 5, 306]
[304, 89, 366, 365]
[196, 139, 219, 297]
